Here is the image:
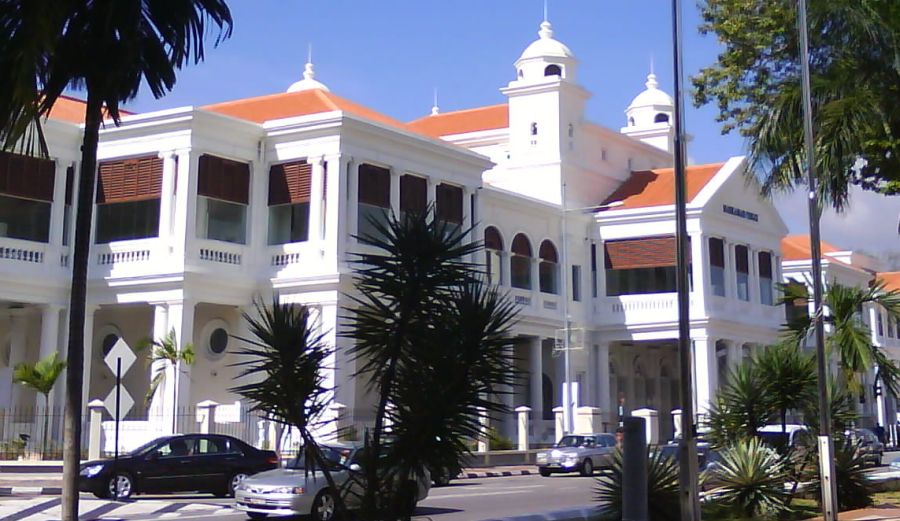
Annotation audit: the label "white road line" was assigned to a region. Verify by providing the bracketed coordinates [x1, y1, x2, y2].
[429, 484, 545, 497]
[424, 489, 533, 499]
[104, 500, 174, 517]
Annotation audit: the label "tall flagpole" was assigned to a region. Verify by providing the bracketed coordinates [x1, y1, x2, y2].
[671, 0, 701, 519]
[797, 0, 837, 519]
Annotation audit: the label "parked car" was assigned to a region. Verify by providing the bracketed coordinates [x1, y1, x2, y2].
[757, 424, 811, 453]
[658, 442, 722, 490]
[535, 433, 617, 477]
[847, 428, 884, 466]
[234, 442, 431, 521]
[79, 434, 278, 500]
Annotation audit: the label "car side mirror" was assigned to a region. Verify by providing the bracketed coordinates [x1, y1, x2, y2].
[349, 463, 362, 472]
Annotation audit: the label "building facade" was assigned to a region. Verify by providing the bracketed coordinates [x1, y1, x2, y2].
[0, 20, 895, 448]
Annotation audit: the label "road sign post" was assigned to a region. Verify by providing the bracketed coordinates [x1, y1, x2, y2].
[103, 338, 135, 502]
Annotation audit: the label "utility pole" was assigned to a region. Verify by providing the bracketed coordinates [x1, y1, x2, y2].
[561, 182, 574, 435]
[797, 0, 837, 518]
[671, 0, 701, 519]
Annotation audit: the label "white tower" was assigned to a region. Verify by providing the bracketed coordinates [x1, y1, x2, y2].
[498, 19, 590, 204]
[620, 72, 674, 153]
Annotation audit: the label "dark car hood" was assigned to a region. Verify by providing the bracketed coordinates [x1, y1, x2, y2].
[80, 455, 138, 469]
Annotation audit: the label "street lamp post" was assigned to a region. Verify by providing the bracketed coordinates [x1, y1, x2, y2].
[560, 188, 623, 435]
[671, 1, 701, 519]
[797, 0, 838, 518]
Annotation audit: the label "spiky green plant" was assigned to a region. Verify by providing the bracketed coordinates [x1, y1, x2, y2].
[707, 438, 789, 520]
[344, 207, 516, 520]
[13, 353, 66, 459]
[754, 344, 817, 452]
[706, 363, 771, 450]
[595, 449, 681, 521]
[807, 439, 875, 511]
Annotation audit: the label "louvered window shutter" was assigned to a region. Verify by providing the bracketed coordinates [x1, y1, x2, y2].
[198, 155, 250, 204]
[0, 151, 55, 202]
[268, 160, 312, 206]
[358, 164, 390, 208]
[97, 156, 163, 203]
[604, 236, 691, 270]
[400, 175, 427, 214]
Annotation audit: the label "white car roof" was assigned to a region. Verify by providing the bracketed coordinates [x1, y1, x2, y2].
[758, 424, 807, 434]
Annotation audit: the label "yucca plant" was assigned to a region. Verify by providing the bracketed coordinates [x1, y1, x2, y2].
[344, 207, 516, 520]
[231, 296, 351, 519]
[13, 353, 66, 459]
[806, 439, 874, 511]
[707, 438, 789, 520]
[141, 329, 195, 432]
[595, 449, 681, 521]
[706, 363, 771, 450]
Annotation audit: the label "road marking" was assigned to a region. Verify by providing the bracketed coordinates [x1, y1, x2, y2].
[430, 484, 544, 497]
[425, 489, 534, 499]
[0, 498, 60, 521]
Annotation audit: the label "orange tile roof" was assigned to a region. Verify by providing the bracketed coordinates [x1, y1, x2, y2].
[407, 104, 509, 138]
[45, 95, 134, 124]
[780, 234, 843, 262]
[203, 88, 414, 134]
[877, 271, 900, 291]
[601, 163, 725, 210]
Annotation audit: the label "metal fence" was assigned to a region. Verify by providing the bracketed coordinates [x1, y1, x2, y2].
[0, 406, 87, 460]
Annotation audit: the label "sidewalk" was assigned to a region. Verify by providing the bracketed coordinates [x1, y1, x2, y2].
[806, 506, 900, 520]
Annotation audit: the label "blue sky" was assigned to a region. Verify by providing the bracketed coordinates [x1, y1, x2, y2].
[120, 1, 898, 257]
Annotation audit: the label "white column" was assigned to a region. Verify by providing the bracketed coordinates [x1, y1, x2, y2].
[693, 336, 716, 416]
[38, 305, 62, 410]
[81, 305, 99, 407]
[597, 343, 611, 417]
[462, 187, 473, 229]
[245, 156, 269, 270]
[7, 311, 26, 409]
[690, 233, 706, 309]
[157, 151, 177, 242]
[324, 154, 343, 262]
[724, 242, 735, 298]
[749, 247, 760, 304]
[346, 160, 359, 243]
[500, 252, 512, 287]
[426, 178, 437, 212]
[530, 258, 540, 293]
[529, 337, 543, 424]
[150, 304, 170, 418]
[165, 299, 196, 432]
[502, 345, 515, 436]
[389, 169, 401, 217]
[171, 149, 196, 261]
[308, 156, 325, 243]
[48, 161, 69, 248]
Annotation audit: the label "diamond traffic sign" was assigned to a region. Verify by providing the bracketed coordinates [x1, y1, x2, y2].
[103, 386, 135, 420]
[104, 338, 136, 375]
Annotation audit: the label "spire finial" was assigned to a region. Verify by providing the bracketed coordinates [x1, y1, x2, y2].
[308, 43, 313, 65]
[431, 88, 440, 115]
[646, 71, 658, 90]
[303, 43, 315, 80]
[543, 0, 548, 22]
[650, 54, 654, 75]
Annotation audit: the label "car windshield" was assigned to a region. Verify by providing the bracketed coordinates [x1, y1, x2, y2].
[286, 446, 352, 470]
[555, 436, 589, 448]
[757, 431, 791, 451]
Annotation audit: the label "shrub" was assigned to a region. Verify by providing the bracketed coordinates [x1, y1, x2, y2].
[595, 449, 681, 521]
[807, 439, 874, 511]
[707, 438, 789, 520]
[488, 427, 515, 451]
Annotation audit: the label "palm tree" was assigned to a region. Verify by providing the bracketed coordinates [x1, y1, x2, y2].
[780, 280, 900, 397]
[754, 344, 817, 442]
[13, 353, 67, 459]
[0, 4, 231, 517]
[706, 363, 772, 450]
[142, 329, 195, 433]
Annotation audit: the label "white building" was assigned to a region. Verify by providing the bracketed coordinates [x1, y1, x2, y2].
[0, 20, 891, 447]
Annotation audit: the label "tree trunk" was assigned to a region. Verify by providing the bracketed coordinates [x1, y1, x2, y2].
[42, 394, 50, 460]
[61, 90, 102, 521]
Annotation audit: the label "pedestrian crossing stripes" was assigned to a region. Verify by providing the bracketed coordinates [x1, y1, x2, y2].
[0, 497, 234, 521]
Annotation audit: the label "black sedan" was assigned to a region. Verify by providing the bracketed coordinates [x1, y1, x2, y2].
[79, 434, 278, 500]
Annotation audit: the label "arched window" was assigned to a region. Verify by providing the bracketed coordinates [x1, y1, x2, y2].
[568, 123, 574, 138]
[716, 340, 729, 387]
[629, 117, 635, 126]
[484, 226, 504, 285]
[530, 122, 538, 136]
[544, 64, 562, 77]
[654, 113, 670, 123]
[518, 69, 524, 78]
[539, 240, 558, 294]
[511, 234, 533, 289]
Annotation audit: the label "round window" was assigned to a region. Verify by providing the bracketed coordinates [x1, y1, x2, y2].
[209, 328, 229, 355]
[101, 334, 119, 356]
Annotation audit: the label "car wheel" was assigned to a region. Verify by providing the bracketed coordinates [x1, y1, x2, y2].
[433, 470, 451, 487]
[539, 467, 551, 477]
[108, 473, 134, 500]
[246, 513, 268, 520]
[580, 459, 594, 477]
[226, 472, 250, 497]
[311, 489, 337, 521]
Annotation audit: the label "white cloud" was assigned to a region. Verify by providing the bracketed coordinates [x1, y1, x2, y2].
[774, 185, 900, 256]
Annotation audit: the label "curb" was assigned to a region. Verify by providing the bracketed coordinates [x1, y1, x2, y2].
[0, 487, 62, 496]
[457, 469, 535, 480]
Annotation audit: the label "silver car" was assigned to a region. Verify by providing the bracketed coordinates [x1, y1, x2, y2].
[234, 443, 430, 521]
[536, 433, 617, 476]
